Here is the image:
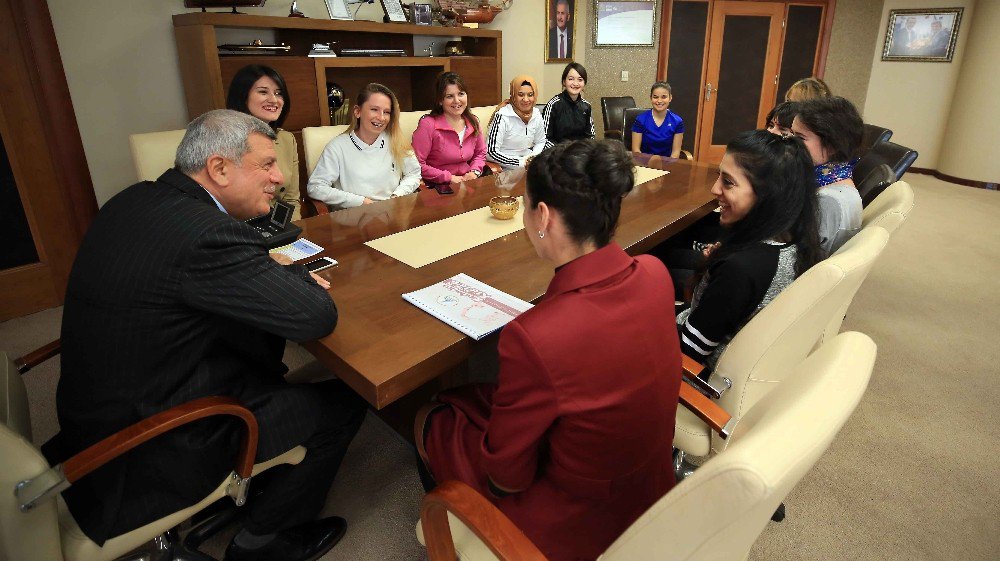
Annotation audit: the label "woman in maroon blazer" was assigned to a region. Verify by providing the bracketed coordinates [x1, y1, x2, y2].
[416, 139, 683, 561]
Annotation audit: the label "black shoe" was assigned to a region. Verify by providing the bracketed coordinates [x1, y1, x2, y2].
[223, 516, 347, 561]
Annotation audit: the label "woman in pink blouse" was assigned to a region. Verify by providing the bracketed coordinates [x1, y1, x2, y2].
[411, 72, 488, 187]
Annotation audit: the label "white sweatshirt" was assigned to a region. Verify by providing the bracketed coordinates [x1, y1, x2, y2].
[485, 105, 546, 170]
[306, 131, 422, 209]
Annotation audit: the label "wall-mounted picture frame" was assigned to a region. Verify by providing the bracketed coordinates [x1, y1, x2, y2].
[412, 3, 433, 25]
[881, 8, 963, 62]
[593, 0, 657, 48]
[324, 0, 352, 20]
[546, 0, 576, 62]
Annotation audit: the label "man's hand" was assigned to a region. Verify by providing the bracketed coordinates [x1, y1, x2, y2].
[270, 253, 293, 266]
[309, 272, 331, 290]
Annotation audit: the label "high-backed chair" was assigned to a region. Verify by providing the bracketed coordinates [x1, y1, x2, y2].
[622, 107, 644, 149]
[860, 124, 892, 155]
[1, 343, 305, 561]
[820, 181, 915, 344]
[674, 226, 889, 459]
[853, 140, 918, 185]
[417, 332, 877, 561]
[299, 125, 351, 216]
[129, 129, 186, 182]
[600, 96, 636, 144]
[398, 110, 427, 142]
[857, 163, 896, 207]
[468, 105, 498, 132]
[861, 180, 915, 235]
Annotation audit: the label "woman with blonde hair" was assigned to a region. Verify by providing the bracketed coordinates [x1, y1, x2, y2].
[307, 83, 421, 209]
[784, 77, 831, 102]
[486, 74, 546, 170]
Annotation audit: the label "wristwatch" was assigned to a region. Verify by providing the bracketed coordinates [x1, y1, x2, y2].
[472, 169, 482, 177]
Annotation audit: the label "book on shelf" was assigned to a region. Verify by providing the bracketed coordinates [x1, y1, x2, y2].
[402, 274, 533, 340]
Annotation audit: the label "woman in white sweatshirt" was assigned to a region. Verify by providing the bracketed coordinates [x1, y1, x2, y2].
[486, 74, 546, 170]
[307, 83, 421, 209]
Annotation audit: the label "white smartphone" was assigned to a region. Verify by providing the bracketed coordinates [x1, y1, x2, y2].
[304, 257, 338, 273]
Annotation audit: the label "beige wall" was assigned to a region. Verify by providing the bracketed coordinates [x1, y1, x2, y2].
[823, 0, 884, 110]
[862, 0, 976, 170]
[937, 1, 1000, 184]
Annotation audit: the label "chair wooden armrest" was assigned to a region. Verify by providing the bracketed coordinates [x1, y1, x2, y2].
[679, 149, 694, 160]
[16, 396, 259, 512]
[63, 396, 258, 483]
[679, 383, 734, 439]
[421, 480, 547, 561]
[14, 339, 61, 374]
[681, 354, 705, 380]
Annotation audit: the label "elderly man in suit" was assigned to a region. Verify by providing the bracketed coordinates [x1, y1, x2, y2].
[44, 109, 366, 561]
[548, 0, 573, 59]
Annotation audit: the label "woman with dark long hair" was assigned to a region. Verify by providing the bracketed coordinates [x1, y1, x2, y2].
[677, 130, 822, 368]
[417, 139, 682, 561]
[226, 64, 301, 219]
[411, 72, 487, 186]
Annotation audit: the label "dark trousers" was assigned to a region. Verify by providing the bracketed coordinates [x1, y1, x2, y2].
[243, 380, 367, 534]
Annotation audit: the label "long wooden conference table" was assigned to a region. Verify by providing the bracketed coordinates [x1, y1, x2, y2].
[296, 154, 718, 410]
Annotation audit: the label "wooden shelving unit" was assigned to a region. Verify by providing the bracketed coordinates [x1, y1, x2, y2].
[172, 13, 502, 131]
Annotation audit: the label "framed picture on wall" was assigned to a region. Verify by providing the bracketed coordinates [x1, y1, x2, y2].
[882, 8, 963, 62]
[546, 0, 576, 62]
[593, 0, 657, 48]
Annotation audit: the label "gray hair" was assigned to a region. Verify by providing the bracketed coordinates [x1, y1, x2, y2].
[174, 109, 276, 174]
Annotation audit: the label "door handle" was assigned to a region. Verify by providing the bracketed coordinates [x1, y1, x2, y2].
[705, 83, 718, 101]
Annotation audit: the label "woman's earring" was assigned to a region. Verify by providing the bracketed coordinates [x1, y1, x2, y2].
[537, 230, 545, 239]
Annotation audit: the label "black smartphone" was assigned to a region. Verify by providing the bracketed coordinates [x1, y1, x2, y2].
[304, 257, 338, 273]
[434, 183, 455, 195]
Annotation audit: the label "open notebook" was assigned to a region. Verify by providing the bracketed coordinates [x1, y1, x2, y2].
[402, 274, 533, 340]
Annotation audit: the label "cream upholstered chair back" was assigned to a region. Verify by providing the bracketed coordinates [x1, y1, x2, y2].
[469, 105, 497, 132]
[1, 352, 65, 561]
[673, 227, 889, 457]
[601, 332, 876, 561]
[398, 110, 428, 143]
[860, 180, 914, 236]
[301, 125, 351, 175]
[128, 129, 186, 182]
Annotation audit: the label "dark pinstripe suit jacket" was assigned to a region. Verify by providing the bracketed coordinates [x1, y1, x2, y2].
[44, 169, 337, 544]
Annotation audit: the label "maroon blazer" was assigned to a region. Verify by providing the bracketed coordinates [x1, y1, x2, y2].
[425, 243, 682, 561]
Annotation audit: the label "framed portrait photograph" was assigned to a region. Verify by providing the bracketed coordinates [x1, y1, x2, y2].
[546, 0, 576, 62]
[882, 8, 963, 62]
[593, 0, 657, 48]
[412, 3, 433, 25]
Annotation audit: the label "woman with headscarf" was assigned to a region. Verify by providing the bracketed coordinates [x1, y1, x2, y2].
[485, 74, 547, 170]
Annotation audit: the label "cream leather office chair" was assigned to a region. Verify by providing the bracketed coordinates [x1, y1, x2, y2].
[674, 226, 890, 459]
[469, 105, 498, 131]
[860, 180, 914, 236]
[398, 110, 427, 142]
[301, 124, 351, 176]
[1, 344, 305, 561]
[818, 180, 915, 345]
[417, 332, 877, 561]
[129, 129, 186, 182]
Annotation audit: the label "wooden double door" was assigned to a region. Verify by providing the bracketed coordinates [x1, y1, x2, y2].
[660, 0, 833, 163]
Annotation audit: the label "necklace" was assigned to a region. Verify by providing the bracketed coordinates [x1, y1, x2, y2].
[814, 158, 858, 187]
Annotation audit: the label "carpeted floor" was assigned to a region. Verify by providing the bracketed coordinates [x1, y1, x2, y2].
[2, 173, 997, 560]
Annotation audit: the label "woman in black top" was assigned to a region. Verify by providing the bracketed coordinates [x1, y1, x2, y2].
[542, 62, 595, 148]
[677, 130, 822, 368]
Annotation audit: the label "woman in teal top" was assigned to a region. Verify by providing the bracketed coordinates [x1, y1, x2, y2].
[631, 81, 684, 158]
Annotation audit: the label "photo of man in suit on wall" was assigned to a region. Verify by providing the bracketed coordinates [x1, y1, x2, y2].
[547, 0, 574, 61]
[882, 8, 962, 62]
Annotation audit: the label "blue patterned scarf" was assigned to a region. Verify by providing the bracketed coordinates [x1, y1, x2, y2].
[814, 159, 859, 187]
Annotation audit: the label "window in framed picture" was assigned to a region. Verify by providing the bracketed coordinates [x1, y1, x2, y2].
[546, 0, 577, 62]
[882, 8, 963, 62]
[593, 0, 657, 47]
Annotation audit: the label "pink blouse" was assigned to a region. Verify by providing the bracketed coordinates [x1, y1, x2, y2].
[411, 113, 487, 184]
